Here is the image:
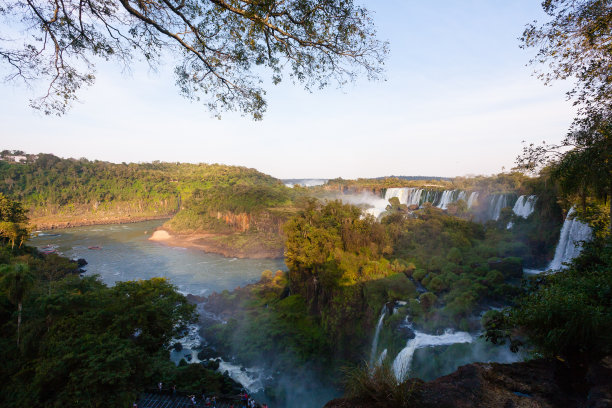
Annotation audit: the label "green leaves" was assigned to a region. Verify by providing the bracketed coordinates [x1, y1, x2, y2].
[3, 0, 387, 117]
[0, 254, 197, 407]
[484, 236, 612, 365]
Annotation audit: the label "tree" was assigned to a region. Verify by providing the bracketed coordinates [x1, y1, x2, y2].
[0, 194, 29, 249]
[518, 112, 611, 232]
[517, 0, 611, 231]
[0, 0, 387, 118]
[520, 0, 611, 115]
[0, 263, 35, 346]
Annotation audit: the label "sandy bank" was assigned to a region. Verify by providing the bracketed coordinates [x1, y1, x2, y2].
[148, 229, 284, 259]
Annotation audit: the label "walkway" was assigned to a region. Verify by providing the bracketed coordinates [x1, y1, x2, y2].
[137, 393, 241, 408]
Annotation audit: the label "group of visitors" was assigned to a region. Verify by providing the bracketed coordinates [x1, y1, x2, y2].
[239, 390, 268, 408]
[148, 382, 268, 407]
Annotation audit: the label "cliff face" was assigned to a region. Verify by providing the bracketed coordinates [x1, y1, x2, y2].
[213, 209, 285, 234]
[325, 358, 612, 408]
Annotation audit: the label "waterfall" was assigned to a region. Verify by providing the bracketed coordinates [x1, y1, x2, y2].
[365, 188, 480, 217]
[486, 194, 516, 221]
[436, 190, 455, 210]
[392, 329, 472, 380]
[512, 195, 537, 218]
[548, 207, 592, 270]
[467, 192, 478, 209]
[385, 188, 410, 205]
[384, 187, 424, 207]
[383, 188, 469, 210]
[369, 306, 387, 366]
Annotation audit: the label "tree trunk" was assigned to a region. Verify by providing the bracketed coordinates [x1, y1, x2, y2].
[17, 302, 22, 347]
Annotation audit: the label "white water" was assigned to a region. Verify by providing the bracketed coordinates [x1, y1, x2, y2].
[436, 190, 455, 210]
[392, 329, 472, 380]
[466, 192, 478, 209]
[217, 360, 265, 392]
[382, 188, 472, 211]
[547, 207, 592, 270]
[486, 194, 515, 221]
[369, 306, 387, 366]
[512, 195, 537, 218]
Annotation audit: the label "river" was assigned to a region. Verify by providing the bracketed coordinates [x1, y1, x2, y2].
[30, 220, 285, 296]
[30, 221, 342, 407]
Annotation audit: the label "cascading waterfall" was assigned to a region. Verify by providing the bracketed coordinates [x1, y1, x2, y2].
[486, 194, 517, 221]
[466, 192, 478, 209]
[369, 306, 387, 366]
[547, 207, 592, 270]
[354, 188, 519, 222]
[436, 190, 455, 210]
[385, 188, 411, 205]
[512, 195, 537, 218]
[392, 329, 472, 380]
[382, 188, 472, 210]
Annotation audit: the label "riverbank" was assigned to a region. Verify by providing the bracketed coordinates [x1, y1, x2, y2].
[30, 214, 173, 230]
[149, 229, 284, 259]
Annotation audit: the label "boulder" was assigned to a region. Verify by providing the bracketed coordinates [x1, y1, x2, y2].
[397, 325, 416, 340]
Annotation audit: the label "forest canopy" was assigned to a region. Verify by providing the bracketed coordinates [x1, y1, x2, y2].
[0, 0, 387, 118]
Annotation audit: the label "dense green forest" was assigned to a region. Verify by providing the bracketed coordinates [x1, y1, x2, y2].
[0, 152, 297, 250]
[202, 197, 543, 373]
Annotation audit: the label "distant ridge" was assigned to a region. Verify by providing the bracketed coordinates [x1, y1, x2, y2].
[374, 175, 453, 181]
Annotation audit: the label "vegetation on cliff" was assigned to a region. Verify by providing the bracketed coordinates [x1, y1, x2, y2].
[202, 197, 544, 385]
[484, 235, 612, 367]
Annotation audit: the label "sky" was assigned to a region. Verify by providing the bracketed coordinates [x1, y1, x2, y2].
[0, 1, 576, 179]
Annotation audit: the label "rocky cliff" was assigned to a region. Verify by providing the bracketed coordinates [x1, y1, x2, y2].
[325, 358, 612, 408]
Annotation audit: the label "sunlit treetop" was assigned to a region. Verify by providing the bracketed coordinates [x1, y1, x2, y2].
[0, 0, 388, 118]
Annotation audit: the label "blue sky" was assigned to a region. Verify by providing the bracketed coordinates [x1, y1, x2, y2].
[1, 1, 575, 179]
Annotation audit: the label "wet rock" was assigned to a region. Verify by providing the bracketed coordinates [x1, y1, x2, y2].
[397, 325, 415, 340]
[197, 346, 217, 361]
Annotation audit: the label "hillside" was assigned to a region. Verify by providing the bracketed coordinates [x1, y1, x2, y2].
[0, 152, 300, 257]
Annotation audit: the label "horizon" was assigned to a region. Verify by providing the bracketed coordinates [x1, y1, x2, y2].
[1, 1, 574, 179]
[0, 148, 523, 181]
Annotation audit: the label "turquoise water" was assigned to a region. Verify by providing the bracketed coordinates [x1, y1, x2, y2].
[30, 220, 286, 296]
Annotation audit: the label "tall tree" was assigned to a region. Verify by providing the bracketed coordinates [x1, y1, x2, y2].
[517, 0, 611, 231]
[0, 263, 35, 346]
[0, 0, 387, 118]
[520, 0, 611, 115]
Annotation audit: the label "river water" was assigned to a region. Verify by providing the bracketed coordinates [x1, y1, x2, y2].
[30, 220, 341, 407]
[30, 220, 286, 296]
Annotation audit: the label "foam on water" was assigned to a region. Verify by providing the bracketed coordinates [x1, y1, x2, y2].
[392, 329, 472, 380]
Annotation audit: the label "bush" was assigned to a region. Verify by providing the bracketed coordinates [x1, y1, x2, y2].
[342, 362, 418, 407]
